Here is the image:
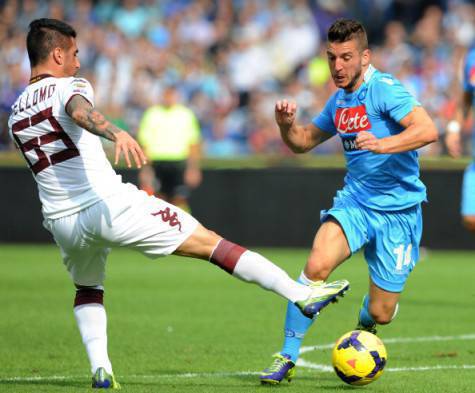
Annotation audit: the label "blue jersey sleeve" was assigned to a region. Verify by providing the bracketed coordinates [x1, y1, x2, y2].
[370, 75, 420, 123]
[312, 94, 337, 135]
[463, 49, 475, 93]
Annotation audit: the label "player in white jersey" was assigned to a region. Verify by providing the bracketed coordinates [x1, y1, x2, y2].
[8, 19, 350, 389]
[10, 75, 125, 218]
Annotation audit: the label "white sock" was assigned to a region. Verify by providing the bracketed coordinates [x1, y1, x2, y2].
[298, 271, 321, 285]
[74, 303, 113, 375]
[232, 251, 311, 303]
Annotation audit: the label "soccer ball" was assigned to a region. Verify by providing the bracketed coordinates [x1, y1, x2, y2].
[331, 330, 387, 386]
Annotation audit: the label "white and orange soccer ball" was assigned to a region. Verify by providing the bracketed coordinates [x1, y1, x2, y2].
[331, 330, 387, 386]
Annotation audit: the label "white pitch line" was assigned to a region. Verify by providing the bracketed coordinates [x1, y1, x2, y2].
[2, 334, 475, 383]
[2, 365, 475, 383]
[297, 333, 475, 373]
[388, 365, 475, 372]
[297, 359, 475, 373]
[0, 372, 261, 382]
[297, 359, 333, 372]
[131, 371, 260, 379]
[0, 375, 76, 382]
[300, 333, 475, 354]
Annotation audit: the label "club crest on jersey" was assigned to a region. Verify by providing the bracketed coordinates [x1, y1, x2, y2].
[335, 105, 371, 134]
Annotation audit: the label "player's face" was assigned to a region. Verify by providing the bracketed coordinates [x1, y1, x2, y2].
[62, 37, 80, 77]
[162, 87, 179, 107]
[327, 38, 370, 92]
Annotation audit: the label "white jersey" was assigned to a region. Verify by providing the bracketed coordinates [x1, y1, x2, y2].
[8, 75, 123, 219]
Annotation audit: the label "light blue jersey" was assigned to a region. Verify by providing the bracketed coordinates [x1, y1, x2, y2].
[463, 46, 475, 160]
[277, 65, 426, 366]
[313, 65, 425, 211]
[461, 47, 475, 215]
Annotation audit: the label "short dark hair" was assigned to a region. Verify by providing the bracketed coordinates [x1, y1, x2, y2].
[27, 18, 76, 67]
[328, 19, 368, 51]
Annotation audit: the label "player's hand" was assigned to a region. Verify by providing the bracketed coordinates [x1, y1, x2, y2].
[356, 131, 385, 153]
[445, 132, 462, 158]
[275, 100, 297, 130]
[114, 131, 147, 168]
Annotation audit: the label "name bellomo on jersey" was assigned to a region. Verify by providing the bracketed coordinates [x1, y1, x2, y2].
[313, 64, 427, 212]
[8, 76, 124, 219]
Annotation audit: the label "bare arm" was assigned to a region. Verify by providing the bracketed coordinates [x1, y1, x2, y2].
[276, 100, 333, 153]
[66, 95, 147, 168]
[445, 91, 473, 158]
[355, 106, 438, 154]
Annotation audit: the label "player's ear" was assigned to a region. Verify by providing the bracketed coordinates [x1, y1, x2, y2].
[361, 49, 370, 67]
[52, 47, 64, 66]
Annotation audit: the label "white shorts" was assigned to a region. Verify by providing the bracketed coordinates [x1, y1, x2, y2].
[43, 183, 199, 286]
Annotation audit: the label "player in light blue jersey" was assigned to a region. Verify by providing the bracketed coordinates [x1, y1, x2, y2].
[445, 45, 475, 233]
[260, 19, 438, 385]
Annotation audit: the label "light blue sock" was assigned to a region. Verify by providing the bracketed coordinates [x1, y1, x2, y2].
[281, 273, 316, 363]
[358, 294, 375, 327]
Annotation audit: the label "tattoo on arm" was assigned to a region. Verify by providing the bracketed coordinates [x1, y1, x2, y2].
[66, 95, 122, 141]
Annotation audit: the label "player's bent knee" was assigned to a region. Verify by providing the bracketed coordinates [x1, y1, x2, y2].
[369, 304, 397, 325]
[371, 313, 392, 325]
[305, 254, 334, 281]
[462, 216, 475, 232]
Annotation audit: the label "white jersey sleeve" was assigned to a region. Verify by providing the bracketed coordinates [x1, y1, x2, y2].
[61, 77, 95, 108]
[8, 75, 124, 219]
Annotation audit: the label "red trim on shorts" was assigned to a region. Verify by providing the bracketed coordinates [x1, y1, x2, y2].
[210, 239, 247, 274]
[74, 288, 104, 307]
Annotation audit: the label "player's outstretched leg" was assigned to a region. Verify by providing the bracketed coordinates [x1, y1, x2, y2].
[74, 286, 120, 389]
[176, 227, 349, 317]
[175, 228, 343, 309]
[175, 226, 349, 385]
[260, 273, 349, 385]
[207, 238, 349, 315]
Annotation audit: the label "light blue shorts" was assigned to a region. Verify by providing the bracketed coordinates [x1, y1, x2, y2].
[461, 163, 475, 216]
[321, 191, 423, 293]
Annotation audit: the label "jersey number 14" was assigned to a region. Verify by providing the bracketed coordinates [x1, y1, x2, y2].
[393, 244, 413, 272]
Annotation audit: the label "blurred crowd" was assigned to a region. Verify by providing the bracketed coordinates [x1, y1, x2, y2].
[0, 0, 474, 157]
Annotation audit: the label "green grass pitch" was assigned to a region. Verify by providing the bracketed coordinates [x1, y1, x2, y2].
[0, 245, 474, 392]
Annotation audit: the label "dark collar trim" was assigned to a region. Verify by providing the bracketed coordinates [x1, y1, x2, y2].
[29, 74, 54, 84]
